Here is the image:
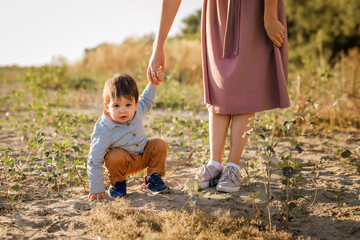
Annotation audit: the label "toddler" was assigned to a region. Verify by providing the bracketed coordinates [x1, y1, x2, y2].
[87, 73, 168, 200]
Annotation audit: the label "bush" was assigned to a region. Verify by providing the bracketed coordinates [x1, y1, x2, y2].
[20, 65, 70, 90]
[70, 77, 96, 91]
[286, 0, 360, 65]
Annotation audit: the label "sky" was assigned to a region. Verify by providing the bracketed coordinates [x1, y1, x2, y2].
[0, 0, 202, 66]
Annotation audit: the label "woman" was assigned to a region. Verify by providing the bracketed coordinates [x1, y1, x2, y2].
[148, 0, 290, 193]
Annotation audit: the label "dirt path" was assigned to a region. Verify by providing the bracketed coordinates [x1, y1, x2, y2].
[1, 109, 359, 239]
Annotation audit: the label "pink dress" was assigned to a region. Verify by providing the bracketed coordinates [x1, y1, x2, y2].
[201, 0, 290, 114]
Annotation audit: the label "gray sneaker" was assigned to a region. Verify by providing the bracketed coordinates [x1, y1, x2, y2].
[216, 166, 241, 192]
[185, 164, 221, 189]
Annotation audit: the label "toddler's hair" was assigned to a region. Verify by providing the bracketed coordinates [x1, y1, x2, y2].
[103, 74, 139, 104]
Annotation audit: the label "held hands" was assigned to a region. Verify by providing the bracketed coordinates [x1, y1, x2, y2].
[147, 47, 165, 88]
[148, 67, 164, 88]
[88, 192, 107, 201]
[264, 17, 285, 48]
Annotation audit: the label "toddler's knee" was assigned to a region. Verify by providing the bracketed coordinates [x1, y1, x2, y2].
[153, 138, 168, 151]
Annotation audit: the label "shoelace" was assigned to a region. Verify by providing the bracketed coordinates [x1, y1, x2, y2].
[197, 165, 207, 176]
[220, 166, 240, 184]
[196, 165, 213, 179]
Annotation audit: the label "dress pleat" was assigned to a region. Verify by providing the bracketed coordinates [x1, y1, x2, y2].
[201, 0, 290, 114]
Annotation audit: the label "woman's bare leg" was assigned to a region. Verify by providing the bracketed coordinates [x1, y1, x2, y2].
[185, 112, 230, 188]
[209, 112, 231, 164]
[227, 113, 255, 165]
[216, 113, 254, 192]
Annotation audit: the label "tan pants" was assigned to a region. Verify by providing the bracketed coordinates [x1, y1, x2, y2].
[104, 138, 168, 185]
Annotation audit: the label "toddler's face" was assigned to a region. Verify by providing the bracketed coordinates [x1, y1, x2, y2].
[104, 96, 138, 123]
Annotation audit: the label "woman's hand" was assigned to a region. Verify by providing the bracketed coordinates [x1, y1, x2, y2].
[264, 17, 285, 48]
[88, 192, 107, 201]
[147, 0, 181, 85]
[147, 48, 165, 85]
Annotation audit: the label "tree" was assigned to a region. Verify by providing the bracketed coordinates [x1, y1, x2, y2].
[286, 0, 360, 65]
[179, 9, 201, 39]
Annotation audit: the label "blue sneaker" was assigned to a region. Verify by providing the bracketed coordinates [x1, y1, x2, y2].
[108, 180, 127, 198]
[144, 173, 170, 194]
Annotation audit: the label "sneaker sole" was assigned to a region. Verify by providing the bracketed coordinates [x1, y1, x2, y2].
[107, 189, 126, 198]
[143, 187, 171, 195]
[198, 181, 210, 189]
[216, 185, 240, 193]
[107, 189, 112, 198]
[185, 178, 220, 189]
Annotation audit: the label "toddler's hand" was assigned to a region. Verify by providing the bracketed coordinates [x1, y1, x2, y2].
[148, 48, 165, 85]
[149, 66, 164, 88]
[155, 67, 164, 82]
[88, 192, 107, 201]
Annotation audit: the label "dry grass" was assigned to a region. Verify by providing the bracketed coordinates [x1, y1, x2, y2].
[292, 47, 360, 129]
[70, 36, 202, 86]
[69, 36, 360, 129]
[70, 38, 153, 86]
[83, 198, 303, 240]
[164, 38, 202, 83]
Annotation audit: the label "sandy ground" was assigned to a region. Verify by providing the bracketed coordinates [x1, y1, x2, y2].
[0, 109, 359, 240]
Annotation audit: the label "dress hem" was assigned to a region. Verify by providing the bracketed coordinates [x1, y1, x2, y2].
[206, 103, 291, 114]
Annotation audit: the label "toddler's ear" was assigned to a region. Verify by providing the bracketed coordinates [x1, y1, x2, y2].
[104, 102, 109, 110]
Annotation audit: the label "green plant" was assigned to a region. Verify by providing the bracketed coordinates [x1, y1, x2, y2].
[276, 113, 306, 228]
[1, 148, 18, 224]
[339, 147, 360, 173]
[185, 178, 204, 229]
[245, 111, 308, 230]
[246, 191, 261, 222]
[246, 116, 279, 230]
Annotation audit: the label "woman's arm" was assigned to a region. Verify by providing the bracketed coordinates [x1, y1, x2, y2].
[147, 0, 182, 84]
[264, 0, 285, 48]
